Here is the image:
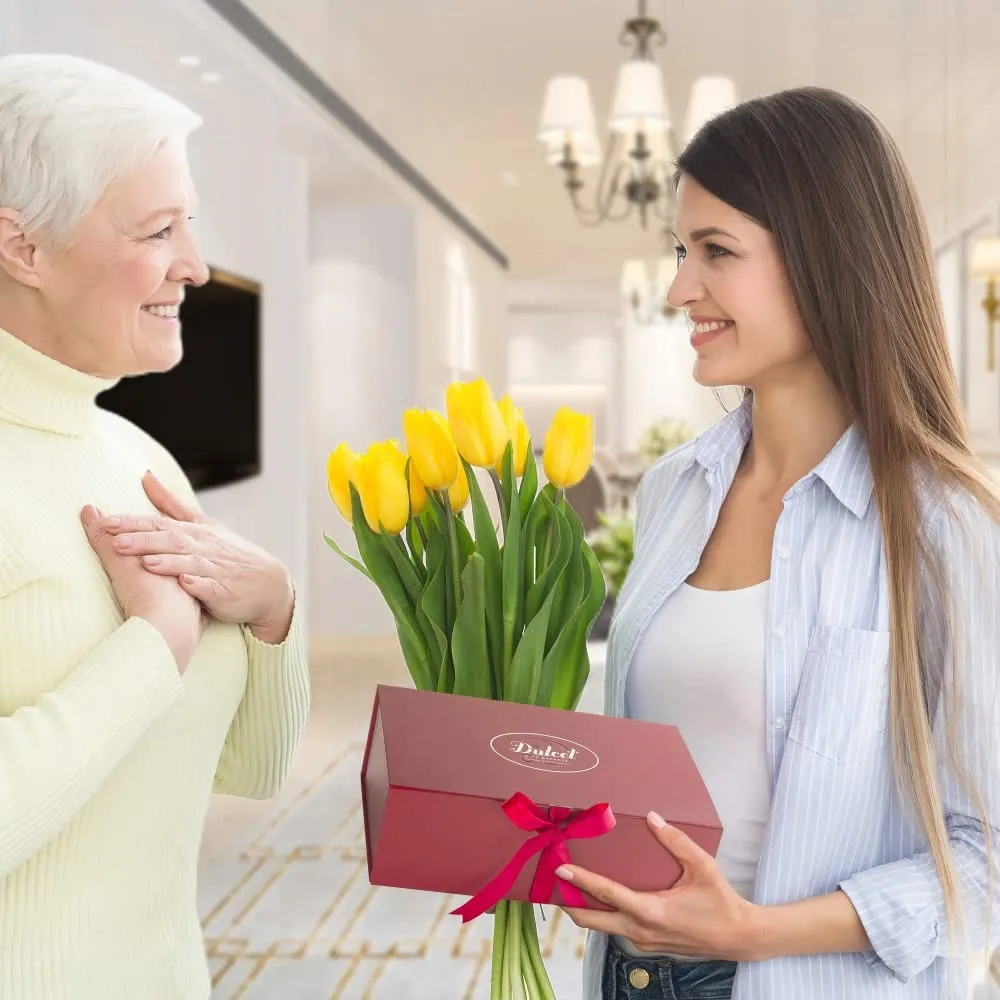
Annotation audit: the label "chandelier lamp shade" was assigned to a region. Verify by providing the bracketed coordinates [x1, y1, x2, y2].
[537, 1, 736, 230]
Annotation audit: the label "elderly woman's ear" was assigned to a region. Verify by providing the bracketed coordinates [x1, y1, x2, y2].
[0, 209, 44, 289]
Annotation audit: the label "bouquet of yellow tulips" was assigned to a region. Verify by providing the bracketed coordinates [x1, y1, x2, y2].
[325, 377, 606, 999]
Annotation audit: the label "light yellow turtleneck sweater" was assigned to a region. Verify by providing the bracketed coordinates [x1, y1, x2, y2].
[0, 324, 311, 999]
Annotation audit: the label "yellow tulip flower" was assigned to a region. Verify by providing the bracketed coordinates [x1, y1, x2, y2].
[543, 408, 594, 489]
[358, 441, 411, 535]
[496, 395, 530, 477]
[408, 460, 428, 515]
[327, 443, 361, 521]
[445, 377, 508, 469]
[447, 460, 470, 513]
[403, 408, 459, 490]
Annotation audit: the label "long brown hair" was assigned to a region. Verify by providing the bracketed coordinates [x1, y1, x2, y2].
[677, 86, 998, 973]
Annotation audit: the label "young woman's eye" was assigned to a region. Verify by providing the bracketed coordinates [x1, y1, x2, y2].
[705, 242, 730, 258]
[674, 243, 687, 263]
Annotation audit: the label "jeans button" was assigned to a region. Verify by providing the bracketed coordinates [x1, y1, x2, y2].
[628, 967, 651, 989]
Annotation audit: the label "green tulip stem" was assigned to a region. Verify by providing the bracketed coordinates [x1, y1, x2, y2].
[489, 469, 508, 531]
[522, 904, 556, 1000]
[490, 900, 507, 996]
[506, 900, 524, 1000]
[443, 497, 463, 621]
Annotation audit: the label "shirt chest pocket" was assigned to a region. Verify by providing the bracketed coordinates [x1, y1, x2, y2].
[787, 625, 891, 763]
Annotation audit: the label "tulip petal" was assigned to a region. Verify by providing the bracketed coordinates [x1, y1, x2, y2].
[327, 443, 360, 521]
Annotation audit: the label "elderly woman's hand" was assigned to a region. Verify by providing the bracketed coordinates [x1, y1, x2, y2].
[100, 471, 295, 644]
[81, 504, 207, 673]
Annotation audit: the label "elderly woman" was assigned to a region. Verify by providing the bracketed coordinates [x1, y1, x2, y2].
[0, 53, 310, 997]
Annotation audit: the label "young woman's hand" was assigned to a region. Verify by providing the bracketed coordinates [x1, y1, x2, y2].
[556, 812, 764, 961]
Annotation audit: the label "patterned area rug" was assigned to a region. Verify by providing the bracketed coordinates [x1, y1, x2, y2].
[199, 648, 606, 999]
[199, 734, 589, 1000]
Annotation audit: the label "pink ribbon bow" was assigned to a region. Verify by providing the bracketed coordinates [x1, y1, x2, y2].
[450, 791, 616, 923]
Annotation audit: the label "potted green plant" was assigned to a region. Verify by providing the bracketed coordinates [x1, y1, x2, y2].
[586, 511, 635, 637]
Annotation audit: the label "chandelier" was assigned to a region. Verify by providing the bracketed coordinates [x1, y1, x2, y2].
[536, 1, 736, 231]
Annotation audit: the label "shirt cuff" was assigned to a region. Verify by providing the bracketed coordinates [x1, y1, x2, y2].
[839, 858, 941, 983]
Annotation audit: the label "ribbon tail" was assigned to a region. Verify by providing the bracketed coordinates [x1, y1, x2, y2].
[450, 835, 550, 924]
[534, 840, 590, 908]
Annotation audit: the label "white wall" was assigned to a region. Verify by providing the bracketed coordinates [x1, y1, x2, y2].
[308, 202, 509, 638]
[508, 311, 618, 450]
[416, 213, 509, 408]
[185, 133, 312, 619]
[621, 313, 723, 449]
[308, 201, 417, 636]
[508, 300, 723, 458]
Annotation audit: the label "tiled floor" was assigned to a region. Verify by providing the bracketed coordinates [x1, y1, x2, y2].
[198, 637, 607, 999]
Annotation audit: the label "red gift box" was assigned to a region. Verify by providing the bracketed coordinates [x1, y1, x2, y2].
[361, 685, 722, 915]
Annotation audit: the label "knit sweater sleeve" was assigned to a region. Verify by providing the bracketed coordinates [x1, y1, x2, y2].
[134, 430, 311, 801]
[0, 616, 183, 879]
[213, 588, 311, 799]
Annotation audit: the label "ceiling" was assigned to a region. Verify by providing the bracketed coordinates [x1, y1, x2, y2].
[5, 0, 400, 204]
[238, 0, 1000, 294]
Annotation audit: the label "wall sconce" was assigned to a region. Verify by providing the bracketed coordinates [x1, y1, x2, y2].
[970, 236, 1000, 371]
[621, 255, 678, 324]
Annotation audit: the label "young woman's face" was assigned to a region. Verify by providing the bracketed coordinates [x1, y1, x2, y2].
[667, 174, 815, 391]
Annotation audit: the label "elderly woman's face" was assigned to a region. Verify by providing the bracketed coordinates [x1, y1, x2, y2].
[40, 138, 209, 377]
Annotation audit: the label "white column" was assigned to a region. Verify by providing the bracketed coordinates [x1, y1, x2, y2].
[308, 202, 419, 637]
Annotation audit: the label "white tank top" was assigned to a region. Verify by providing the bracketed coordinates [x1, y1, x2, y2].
[613, 580, 771, 958]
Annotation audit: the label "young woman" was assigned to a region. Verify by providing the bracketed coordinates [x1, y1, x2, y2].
[559, 87, 1000, 1000]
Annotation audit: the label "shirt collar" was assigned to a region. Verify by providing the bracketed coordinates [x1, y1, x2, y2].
[681, 393, 874, 519]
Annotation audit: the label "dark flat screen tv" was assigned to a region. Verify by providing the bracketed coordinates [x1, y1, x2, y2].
[97, 266, 261, 491]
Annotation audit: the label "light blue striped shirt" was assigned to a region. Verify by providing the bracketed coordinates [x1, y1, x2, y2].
[582, 396, 1000, 999]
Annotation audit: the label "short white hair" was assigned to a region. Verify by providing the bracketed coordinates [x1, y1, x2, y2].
[0, 53, 203, 247]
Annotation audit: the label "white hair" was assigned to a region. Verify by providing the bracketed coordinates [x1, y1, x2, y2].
[0, 53, 203, 248]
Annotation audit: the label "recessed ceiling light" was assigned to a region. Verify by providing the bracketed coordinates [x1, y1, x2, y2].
[177, 55, 201, 68]
[200, 71, 222, 84]
[501, 171, 520, 187]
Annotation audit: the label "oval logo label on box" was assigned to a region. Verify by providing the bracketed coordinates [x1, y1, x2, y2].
[490, 732, 599, 773]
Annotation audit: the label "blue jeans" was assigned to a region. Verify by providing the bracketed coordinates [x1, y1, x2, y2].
[602, 937, 736, 999]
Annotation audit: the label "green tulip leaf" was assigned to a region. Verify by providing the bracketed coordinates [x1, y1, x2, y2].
[506, 586, 556, 705]
[500, 468, 523, 694]
[322, 531, 371, 580]
[349, 485, 433, 692]
[386, 534, 424, 606]
[547, 499, 586, 651]
[451, 553, 492, 699]
[500, 441, 515, 522]
[518, 444, 538, 524]
[464, 458, 503, 698]
[520, 490, 547, 596]
[546, 544, 608, 709]
[525, 496, 573, 623]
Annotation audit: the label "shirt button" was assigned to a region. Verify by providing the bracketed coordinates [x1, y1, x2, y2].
[773, 625, 785, 638]
[776, 545, 790, 560]
[775, 715, 786, 729]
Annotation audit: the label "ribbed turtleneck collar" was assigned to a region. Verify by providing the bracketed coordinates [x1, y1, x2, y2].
[0, 325, 120, 437]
